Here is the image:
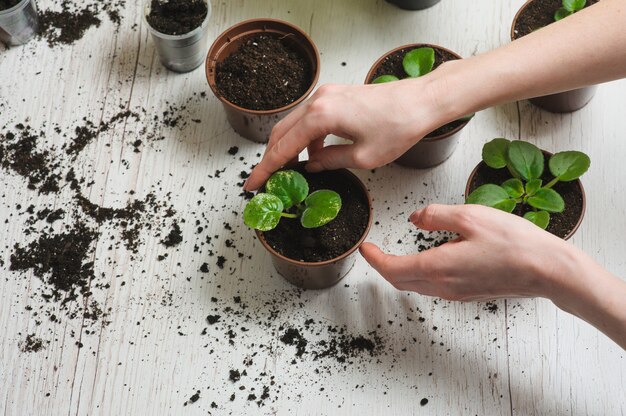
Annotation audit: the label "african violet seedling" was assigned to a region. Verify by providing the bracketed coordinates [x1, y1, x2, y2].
[466, 138, 590, 229]
[244, 170, 342, 231]
[554, 0, 586, 21]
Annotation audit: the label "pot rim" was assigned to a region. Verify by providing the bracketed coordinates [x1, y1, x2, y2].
[143, 0, 211, 40]
[0, 0, 31, 15]
[510, 0, 544, 41]
[205, 18, 321, 116]
[364, 42, 469, 143]
[255, 165, 373, 267]
[464, 149, 587, 241]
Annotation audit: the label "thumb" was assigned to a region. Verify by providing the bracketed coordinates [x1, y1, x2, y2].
[360, 242, 410, 282]
[305, 144, 355, 172]
[409, 204, 473, 236]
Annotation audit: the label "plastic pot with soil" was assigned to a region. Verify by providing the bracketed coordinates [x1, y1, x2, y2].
[385, 0, 441, 10]
[144, 0, 211, 73]
[511, 0, 599, 113]
[365, 43, 472, 169]
[244, 163, 372, 290]
[0, 0, 38, 47]
[206, 19, 320, 143]
[465, 138, 588, 240]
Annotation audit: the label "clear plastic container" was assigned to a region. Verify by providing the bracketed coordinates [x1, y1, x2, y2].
[0, 0, 39, 47]
[144, 0, 211, 73]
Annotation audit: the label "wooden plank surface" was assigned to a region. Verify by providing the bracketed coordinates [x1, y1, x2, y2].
[0, 0, 624, 415]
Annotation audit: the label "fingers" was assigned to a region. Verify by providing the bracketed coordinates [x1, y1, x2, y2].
[409, 204, 476, 236]
[305, 144, 357, 172]
[360, 242, 436, 283]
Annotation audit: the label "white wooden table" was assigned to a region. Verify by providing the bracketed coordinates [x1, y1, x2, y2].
[1, 0, 625, 414]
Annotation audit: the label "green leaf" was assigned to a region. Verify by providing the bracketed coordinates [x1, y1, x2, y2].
[501, 178, 524, 199]
[549, 151, 590, 181]
[482, 138, 511, 169]
[372, 75, 400, 84]
[402, 47, 435, 78]
[457, 113, 475, 122]
[524, 211, 550, 229]
[265, 170, 309, 210]
[554, 7, 572, 20]
[527, 188, 565, 213]
[563, 0, 586, 12]
[301, 190, 342, 228]
[525, 179, 542, 197]
[507, 140, 544, 181]
[243, 193, 284, 231]
[466, 184, 516, 213]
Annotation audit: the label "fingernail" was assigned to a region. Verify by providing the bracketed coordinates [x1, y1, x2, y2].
[243, 179, 250, 191]
[305, 161, 322, 172]
[409, 210, 421, 224]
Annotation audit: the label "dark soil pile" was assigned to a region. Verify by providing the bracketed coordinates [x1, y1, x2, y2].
[371, 46, 466, 138]
[21, 334, 46, 353]
[216, 34, 313, 111]
[468, 155, 584, 239]
[146, 0, 208, 35]
[262, 166, 369, 263]
[512, 0, 599, 39]
[0, 0, 20, 11]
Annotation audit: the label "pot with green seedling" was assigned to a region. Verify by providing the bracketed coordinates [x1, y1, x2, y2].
[511, 0, 599, 113]
[465, 138, 588, 239]
[244, 163, 372, 289]
[385, 0, 441, 11]
[365, 44, 474, 168]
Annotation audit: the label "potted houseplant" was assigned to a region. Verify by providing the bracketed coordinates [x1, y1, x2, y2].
[385, 0, 440, 10]
[206, 19, 320, 144]
[144, 0, 211, 73]
[243, 163, 372, 289]
[511, 0, 599, 112]
[365, 44, 473, 168]
[0, 0, 38, 47]
[465, 138, 588, 240]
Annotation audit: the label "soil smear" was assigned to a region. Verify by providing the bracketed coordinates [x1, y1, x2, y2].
[370, 46, 466, 138]
[468, 154, 584, 239]
[261, 166, 369, 263]
[146, 0, 207, 36]
[216, 34, 313, 111]
[512, 0, 599, 39]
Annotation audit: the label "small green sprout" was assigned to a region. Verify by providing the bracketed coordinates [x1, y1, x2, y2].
[243, 170, 342, 231]
[554, 0, 586, 21]
[466, 138, 590, 230]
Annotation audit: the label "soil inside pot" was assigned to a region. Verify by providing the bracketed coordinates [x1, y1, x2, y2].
[146, 0, 208, 36]
[261, 166, 369, 263]
[0, 0, 20, 11]
[216, 34, 313, 111]
[468, 156, 584, 239]
[370, 47, 466, 138]
[512, 0, 599, 39]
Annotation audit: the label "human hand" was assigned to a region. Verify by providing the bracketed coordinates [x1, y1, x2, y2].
[360, 204, 572, 301]
[244, 79, 450, 190]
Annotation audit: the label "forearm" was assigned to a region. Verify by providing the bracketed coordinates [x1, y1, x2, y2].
[416, 0, 626, 126]
[547, 244, 626, 349]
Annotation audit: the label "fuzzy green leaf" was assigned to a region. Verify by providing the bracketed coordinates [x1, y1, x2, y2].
[301, 190, 342, 229]
[402, 47, 435, 78]
[243, 194, 284, 231]
[372, 75, 400, 84]
[549, 151, 590, 182]
[501, 178, 524, 199]
[482, 138, 511, 169]
[525, 179, 542, 197]
[265, 170, 309, 210]
[507, 140, 544, 181]
[466, 184, 516, 213]
[554, 7, 572, 20]
[527, 188, 565, 213]
[524, 211, 550, 229]
[563, 0, 586, 12]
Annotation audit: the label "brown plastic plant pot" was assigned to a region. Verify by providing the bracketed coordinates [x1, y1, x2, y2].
[510, 0, 597, 113]
[255, 166, 373, 290]
[365, 43, 469, 169]
[206, 19, 320, 143]
[464, 150, 586, 241]
[385, 0, 441, 10]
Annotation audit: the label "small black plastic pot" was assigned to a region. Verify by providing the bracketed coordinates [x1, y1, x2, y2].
[386, 0, 441, 10]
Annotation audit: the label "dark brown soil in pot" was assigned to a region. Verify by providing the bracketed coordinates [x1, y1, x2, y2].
[146, 0, 208, 35]
[467, 153, 585, 239]
[512, 0, 599, 39]
[261, 166, 369, 263]
[216, 34, 313, 111]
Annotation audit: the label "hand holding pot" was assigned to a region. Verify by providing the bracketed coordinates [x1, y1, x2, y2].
[361, 204, 626, 349]
[244, 80, 450, 190]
